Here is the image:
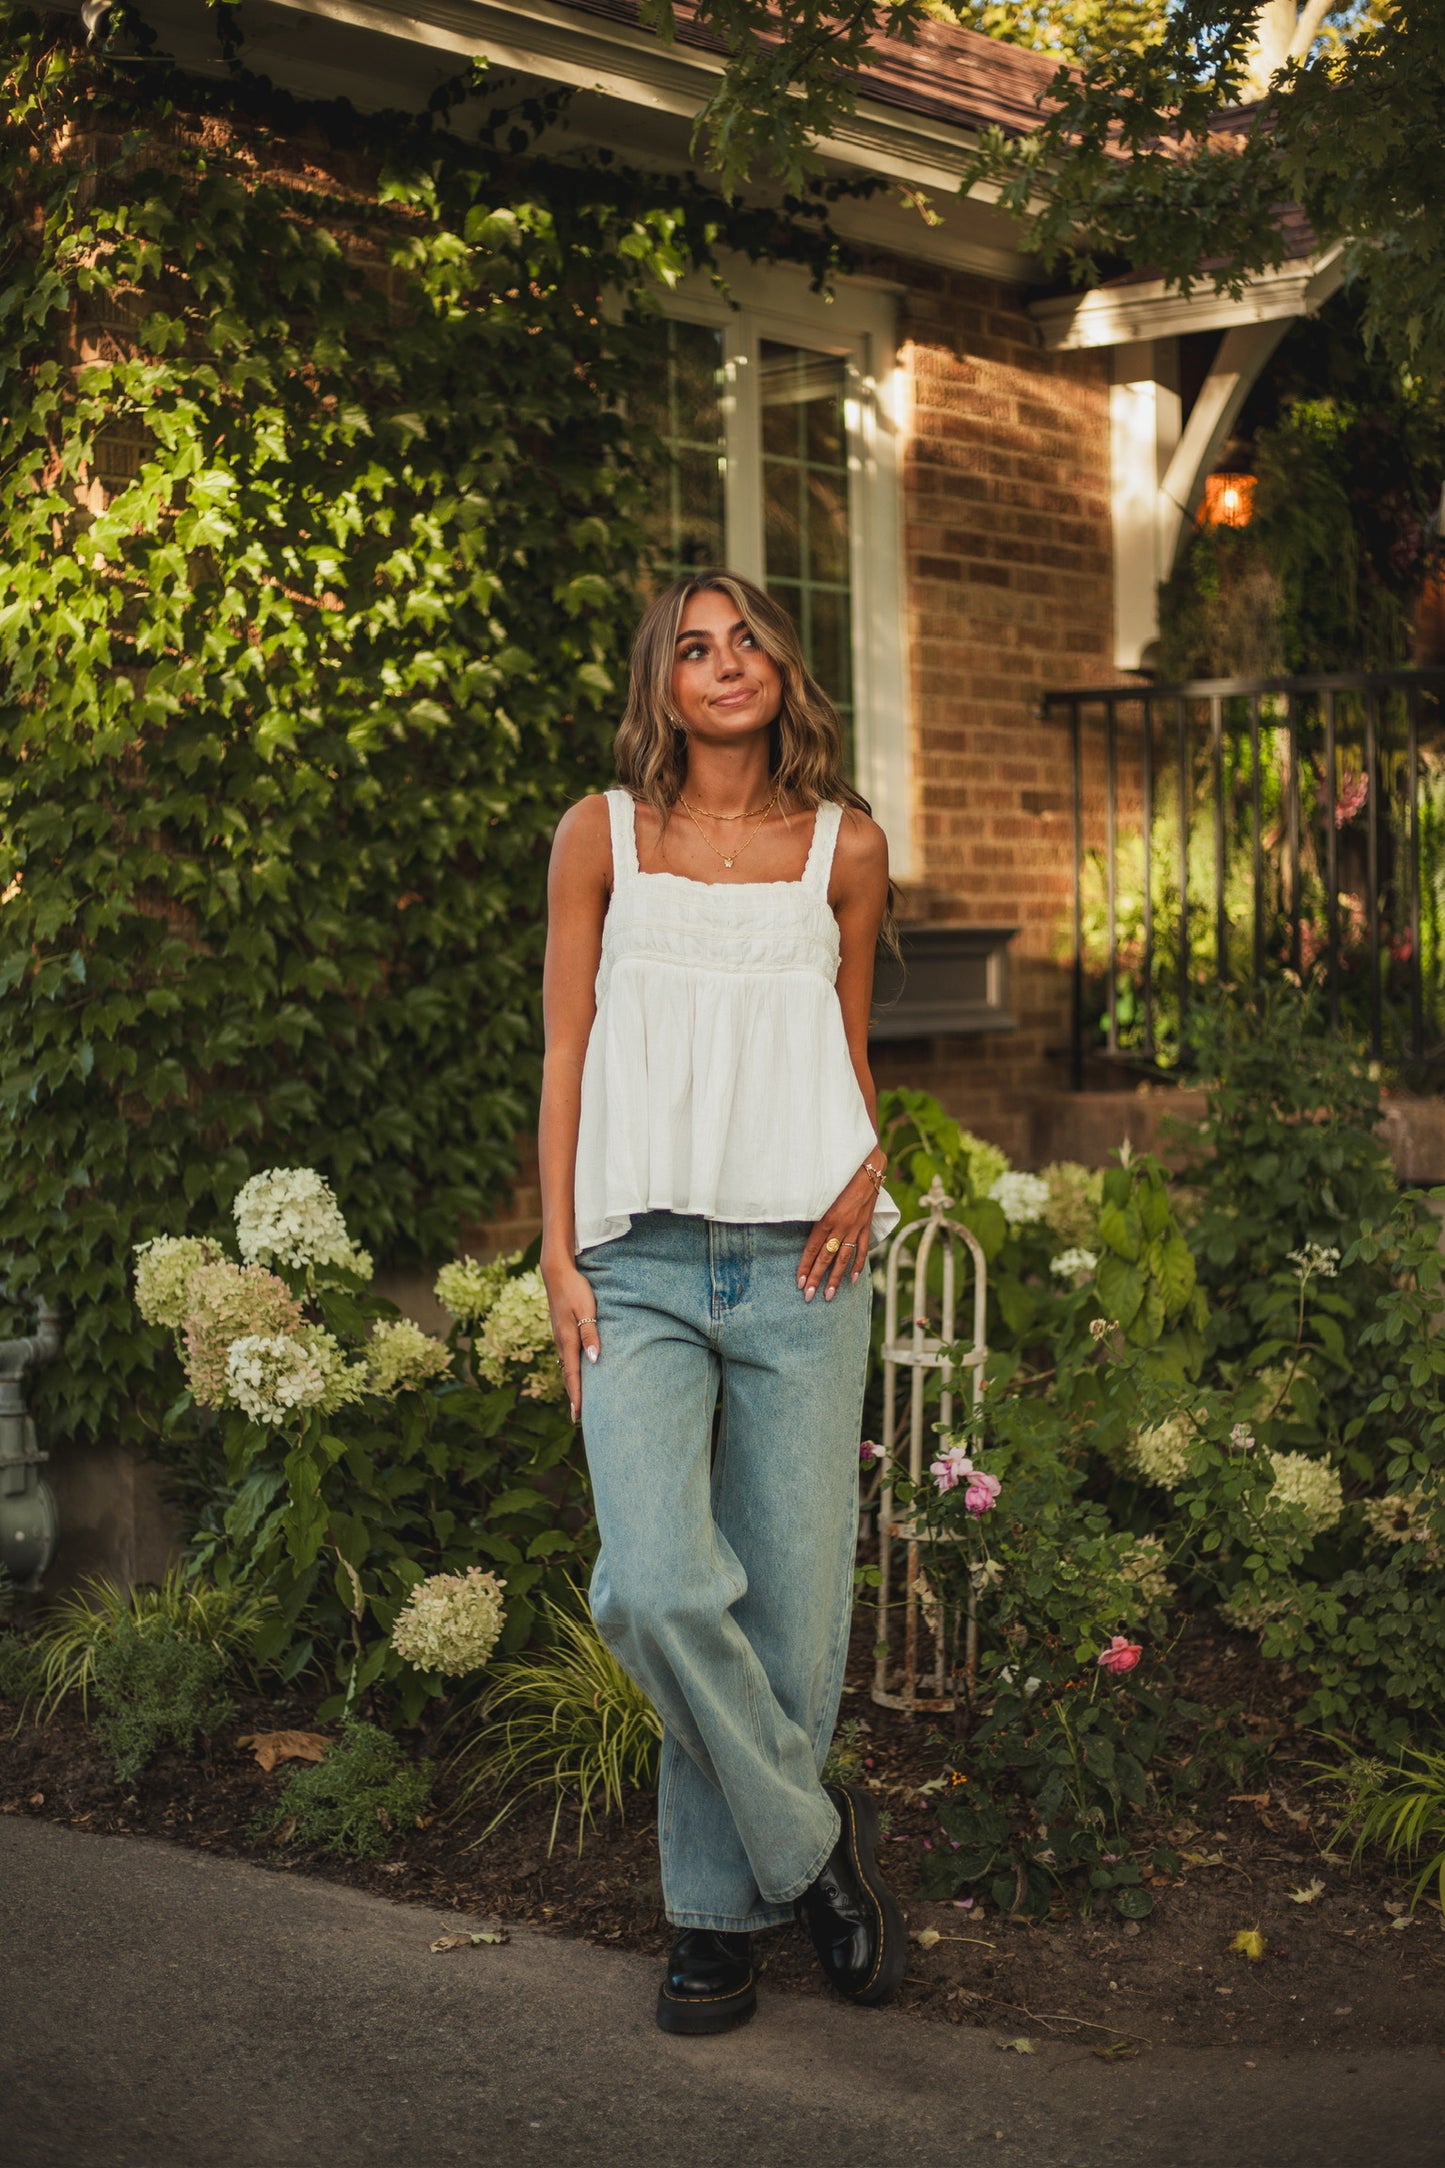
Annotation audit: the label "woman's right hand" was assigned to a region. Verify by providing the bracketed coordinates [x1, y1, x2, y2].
[543, 1259, 601, 1424]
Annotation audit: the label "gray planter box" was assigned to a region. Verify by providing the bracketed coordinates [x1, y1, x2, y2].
[869, 924, 1018, 1041]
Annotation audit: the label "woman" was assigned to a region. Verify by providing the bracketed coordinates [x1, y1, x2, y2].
[539, 569, 905, 2036]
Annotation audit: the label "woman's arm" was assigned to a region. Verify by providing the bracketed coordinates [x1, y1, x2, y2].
[796, 807, 892, 1304]
[539, 793, 612, 1420]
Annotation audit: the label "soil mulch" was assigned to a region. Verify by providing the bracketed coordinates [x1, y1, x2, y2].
[4, 1617, 1443, 2057]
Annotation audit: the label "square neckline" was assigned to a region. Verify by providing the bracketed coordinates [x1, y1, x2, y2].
[618, 791, 831, 893]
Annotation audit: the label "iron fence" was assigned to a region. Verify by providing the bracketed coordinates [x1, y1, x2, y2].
[1042, 669, 1445, 1088]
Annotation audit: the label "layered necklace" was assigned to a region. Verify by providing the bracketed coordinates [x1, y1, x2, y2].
[678, 790, 779, 871]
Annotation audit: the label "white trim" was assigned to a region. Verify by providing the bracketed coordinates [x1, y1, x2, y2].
[1156, 320, 1291, 575]
[1110, 341, 1180, 674]
[1031, 245, 1347, 352]
[662, 264, 914, 876]
[259, 0, 1016, 203]
[1107, 320, 1295, 669]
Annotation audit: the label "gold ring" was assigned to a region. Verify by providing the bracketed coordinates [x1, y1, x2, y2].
[824, 1237, 840, 1254]
[576, 1315, 598, 1326]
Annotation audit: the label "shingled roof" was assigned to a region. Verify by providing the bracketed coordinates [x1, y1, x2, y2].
[559, 0, 1061, 138]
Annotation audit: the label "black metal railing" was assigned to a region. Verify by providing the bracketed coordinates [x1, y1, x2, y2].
[1043, 669, 1445, 1088]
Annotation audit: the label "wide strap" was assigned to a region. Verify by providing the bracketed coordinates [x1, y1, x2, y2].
[802, 802, 845, 896]
[606, 787, 639, 883]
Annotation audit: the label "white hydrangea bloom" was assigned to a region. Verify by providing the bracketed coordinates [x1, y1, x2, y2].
[1361, 1489, 1443, 1567]
[390, 1566, 507, 1677]
[1264, 1450, 1344, 1536]
[1050, 1246, 1098, 1283]
[133, 1235, 223, 1330]
[1117, 1534, 1172, 1607]
[225, 1333, 331, 1424]
[958, 1130, 1009, 1200]
[474, 1269, 565, 1402]
[1124, 1415, 1194, 1489]
[296, 1327, 365, 1416]
[989, 1170, 1051, 1228]
[1249, 1364, 1298, 1421]
[433, 1252, 522, 1328]
[233, 1166, 372, 1279]
[1219, 1590, 1299, 1634]
[365, 1318, 452, 1399]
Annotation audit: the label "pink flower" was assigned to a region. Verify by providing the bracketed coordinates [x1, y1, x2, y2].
[1097, 1635, 1143, 1676]
[858, 1438, 884, 1465]
[963, 1472, 1002, 1517]
[1335, 768, 1369, 827]
[930, 1444, 974, 1493]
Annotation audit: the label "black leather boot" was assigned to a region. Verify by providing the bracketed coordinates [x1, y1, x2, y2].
[655, 1927, 757, 2035]
[795, 1782, 906, 2005]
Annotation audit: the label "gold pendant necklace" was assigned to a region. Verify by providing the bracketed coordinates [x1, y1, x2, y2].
[679, 790, 778, 870]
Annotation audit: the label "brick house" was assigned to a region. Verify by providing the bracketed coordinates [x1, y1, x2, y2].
[320, 5, 1344, 1188]
[100, 0, 1340, 1178]
[24, 2, 1367, 1584]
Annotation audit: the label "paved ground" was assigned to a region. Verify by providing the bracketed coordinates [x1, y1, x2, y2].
[2, 1816, 1441, 2168]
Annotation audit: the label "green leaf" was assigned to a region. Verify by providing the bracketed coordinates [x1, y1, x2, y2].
[1096, 1252, 1145, 1327]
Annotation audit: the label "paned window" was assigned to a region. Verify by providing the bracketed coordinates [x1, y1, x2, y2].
[629, 266, 910, 872]
[632, 320, 725, 582]
[760, 341, 854, 749]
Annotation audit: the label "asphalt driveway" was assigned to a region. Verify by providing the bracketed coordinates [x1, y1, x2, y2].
[2, 1815, 1440, 2168]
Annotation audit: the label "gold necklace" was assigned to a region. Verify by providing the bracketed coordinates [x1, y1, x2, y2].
[679, 790, 778, 871]
[678, 794, 777, 822]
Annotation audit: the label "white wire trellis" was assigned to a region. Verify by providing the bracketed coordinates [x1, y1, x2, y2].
[871, 1175, 988, 1715]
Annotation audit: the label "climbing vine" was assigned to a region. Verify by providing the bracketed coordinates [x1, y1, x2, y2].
[0, 8, 842, 1443]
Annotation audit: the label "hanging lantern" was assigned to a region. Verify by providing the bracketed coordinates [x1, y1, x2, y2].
[1199, 472, 1256, 529]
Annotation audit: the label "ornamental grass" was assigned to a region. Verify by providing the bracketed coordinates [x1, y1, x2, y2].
[448, 1586, 662, 1856]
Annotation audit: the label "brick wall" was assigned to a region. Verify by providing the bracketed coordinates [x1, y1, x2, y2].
[868, 259, 1115, 1166]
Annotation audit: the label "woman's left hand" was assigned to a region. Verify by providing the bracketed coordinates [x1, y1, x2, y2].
[798, 1165, 878, 1303]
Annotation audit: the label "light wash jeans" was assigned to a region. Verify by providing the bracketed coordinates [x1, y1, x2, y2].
[578, 1211, 871, 1932]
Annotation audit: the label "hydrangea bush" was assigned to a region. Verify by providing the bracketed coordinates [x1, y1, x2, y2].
[132, 1171, 593, 1719]
[881, 985, 1445, 1913]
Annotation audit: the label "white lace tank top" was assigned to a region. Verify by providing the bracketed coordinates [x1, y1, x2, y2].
[573, 788, 901, 1256]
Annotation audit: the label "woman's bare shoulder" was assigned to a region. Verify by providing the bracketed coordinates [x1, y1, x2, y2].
[549, 791, 615, 888]
[833, 802, 889, 878]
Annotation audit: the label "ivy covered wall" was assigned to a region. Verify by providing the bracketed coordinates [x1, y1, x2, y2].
[0, 11, 831, 1445]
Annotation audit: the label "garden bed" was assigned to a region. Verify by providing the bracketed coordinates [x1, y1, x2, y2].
[5, 1614, 1440, 2057]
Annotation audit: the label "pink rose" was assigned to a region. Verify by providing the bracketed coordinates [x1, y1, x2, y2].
[1097, 1635, 1143, 1676]
[963, 1472, 1002, 1516]
[858, 1438, 884, 1465]
[930, 1445, 973, 1493]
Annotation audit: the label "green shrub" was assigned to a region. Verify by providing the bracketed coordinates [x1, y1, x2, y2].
[0, 1630, 38, 1705]
[90, 1616, 235, 1785]
[128, 1185, 594, 1716]
[449, 1589, 661, 1854]
[253, 1721, 431, 1860]
[0, 17, 749, 1454]
[31, 1567, 273, 1720]
[1317, 1737, 1445, 1912]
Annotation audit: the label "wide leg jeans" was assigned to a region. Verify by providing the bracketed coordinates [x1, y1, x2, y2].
[578, 1211, 871, 1931]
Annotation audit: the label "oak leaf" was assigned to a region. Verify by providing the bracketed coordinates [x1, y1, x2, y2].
[238, 1730, 330, 1774]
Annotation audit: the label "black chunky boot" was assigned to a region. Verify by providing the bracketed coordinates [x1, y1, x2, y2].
[795, 1782, 907, 2005]
[655, 1927, 757, 2035]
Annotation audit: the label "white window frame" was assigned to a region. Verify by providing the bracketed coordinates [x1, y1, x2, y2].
[660, 260, 914, 878]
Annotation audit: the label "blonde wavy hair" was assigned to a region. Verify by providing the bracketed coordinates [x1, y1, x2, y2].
[615, 570, 873, 822]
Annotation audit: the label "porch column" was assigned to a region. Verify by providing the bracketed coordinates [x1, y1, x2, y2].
[1109, 339, 1180, 671]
